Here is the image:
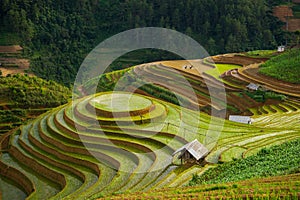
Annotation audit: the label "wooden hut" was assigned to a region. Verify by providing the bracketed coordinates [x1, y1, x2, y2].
[172, 139, 209, 164]
[246, 83, 261, 91]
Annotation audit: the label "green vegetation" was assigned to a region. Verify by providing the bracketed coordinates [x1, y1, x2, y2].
[0, 74, 71, 133]
[0, 49, 299, 199]
[0, 32, 22, 46]
[108, 173, 300, 199]
[292, 4, 300, 18]
[205, 63, 241, 81]
[0, 0, 285, 85]
[245, 49, 277, 58]
[244, 90, 286, 102]
[0, 74, 70, 107]
[189, 138, 300, 185]
[0, 86, 299, 199]
[259, 48, 300, 83]
[0, 0, 299, 196]
[90, 93, 152, 113]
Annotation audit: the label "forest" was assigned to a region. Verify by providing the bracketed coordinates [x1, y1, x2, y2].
[0, 0, 286, 86]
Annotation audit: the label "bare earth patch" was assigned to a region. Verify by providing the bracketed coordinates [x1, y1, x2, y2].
[0, 45, 33, 76]
[0, 45, 23, 53]
[0, 58, 32, 76]
[139, 59, 214, 76]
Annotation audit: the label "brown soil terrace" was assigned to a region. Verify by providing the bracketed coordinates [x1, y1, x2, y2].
[0, 45, 32, 76]
[0, 45, 23, 53]
[239, 63, 300, 97]
[211, 54, 268, 66]
[273, 5, 300, 31]
[135, 53, 300, 116]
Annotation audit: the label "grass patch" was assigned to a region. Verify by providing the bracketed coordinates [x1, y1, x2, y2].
[205, 63, 241, 81]
[245, 50, 277, 58]
[90, 93, 152, 113]
[189, 138, 300, 186]
[259, 49, 300, 84]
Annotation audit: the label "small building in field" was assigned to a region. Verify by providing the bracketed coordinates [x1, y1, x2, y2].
[172, 139, 209, 164]
[246, 83, 261, 91]
[229, 115, 253, 124]
[277, 45, 285, 52]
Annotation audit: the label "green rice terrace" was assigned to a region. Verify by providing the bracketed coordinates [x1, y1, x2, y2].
[1, 49, 300, 199]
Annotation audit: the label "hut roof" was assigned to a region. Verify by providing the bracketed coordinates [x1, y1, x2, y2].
[172, 139, 209, 160]
[229, 115, 252, 124]
[246, 83, 260, 90]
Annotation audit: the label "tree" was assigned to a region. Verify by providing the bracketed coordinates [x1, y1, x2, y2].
[295, 30, 300, 46]
[207, 37, 217, 55]
[225, 34, 240, 53]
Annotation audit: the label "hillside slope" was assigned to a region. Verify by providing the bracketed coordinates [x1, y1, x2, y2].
[106, 139, 300, 199]
[1, 51, 300, 199]
[0, 74, 71, 134]
[0, 0, 284, 85]
[259, 48, 300, 84]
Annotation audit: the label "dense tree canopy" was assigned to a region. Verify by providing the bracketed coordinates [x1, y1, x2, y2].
[0, 0, 285, 86]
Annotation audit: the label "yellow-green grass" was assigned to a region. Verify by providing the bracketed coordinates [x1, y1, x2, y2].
[48, 104, 184, 195]
[205, 63, 241, 82]
[73, 94, 167, 125]
[0, 175, 27, 200]
[0, 152, 61, 200]
[27, 120, 103, 199]
[106, 173, 300, 200]
[166, 165, 212, 188]
[90, 92, 152, 113]
[245, 50, 277, 58]
[40, 116, 119, 198]
[39, 113, 145, 197]
[219, 146, 247, 162]
[12, 126, 86, 199]
[243, 133, 300, 158]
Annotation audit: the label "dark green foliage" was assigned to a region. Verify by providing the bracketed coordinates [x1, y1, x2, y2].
[189, 138, 300, 186]
[109, 49, 184, 72]
[0, 74, 70, 107]
[0, 74, 71, 133]
[0, 0, 285, 86]
[266, 0, 288, 6]
[259, 48, 300, 84]
[292, 5, 300, 18]
[0, 110, 26, 123]
[244, 90, 286, 102]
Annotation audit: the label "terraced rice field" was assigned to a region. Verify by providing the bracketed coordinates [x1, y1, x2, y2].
[1, 52, 300, 199]
[1, 89, 299, 199]
[107, 173, 300, 200]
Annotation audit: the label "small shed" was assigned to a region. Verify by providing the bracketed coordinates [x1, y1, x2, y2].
[229, 115, 253, 124]
[246, 83, 260, 91]
[277, 45, 285, 52]
[172, 139, 209, 164]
